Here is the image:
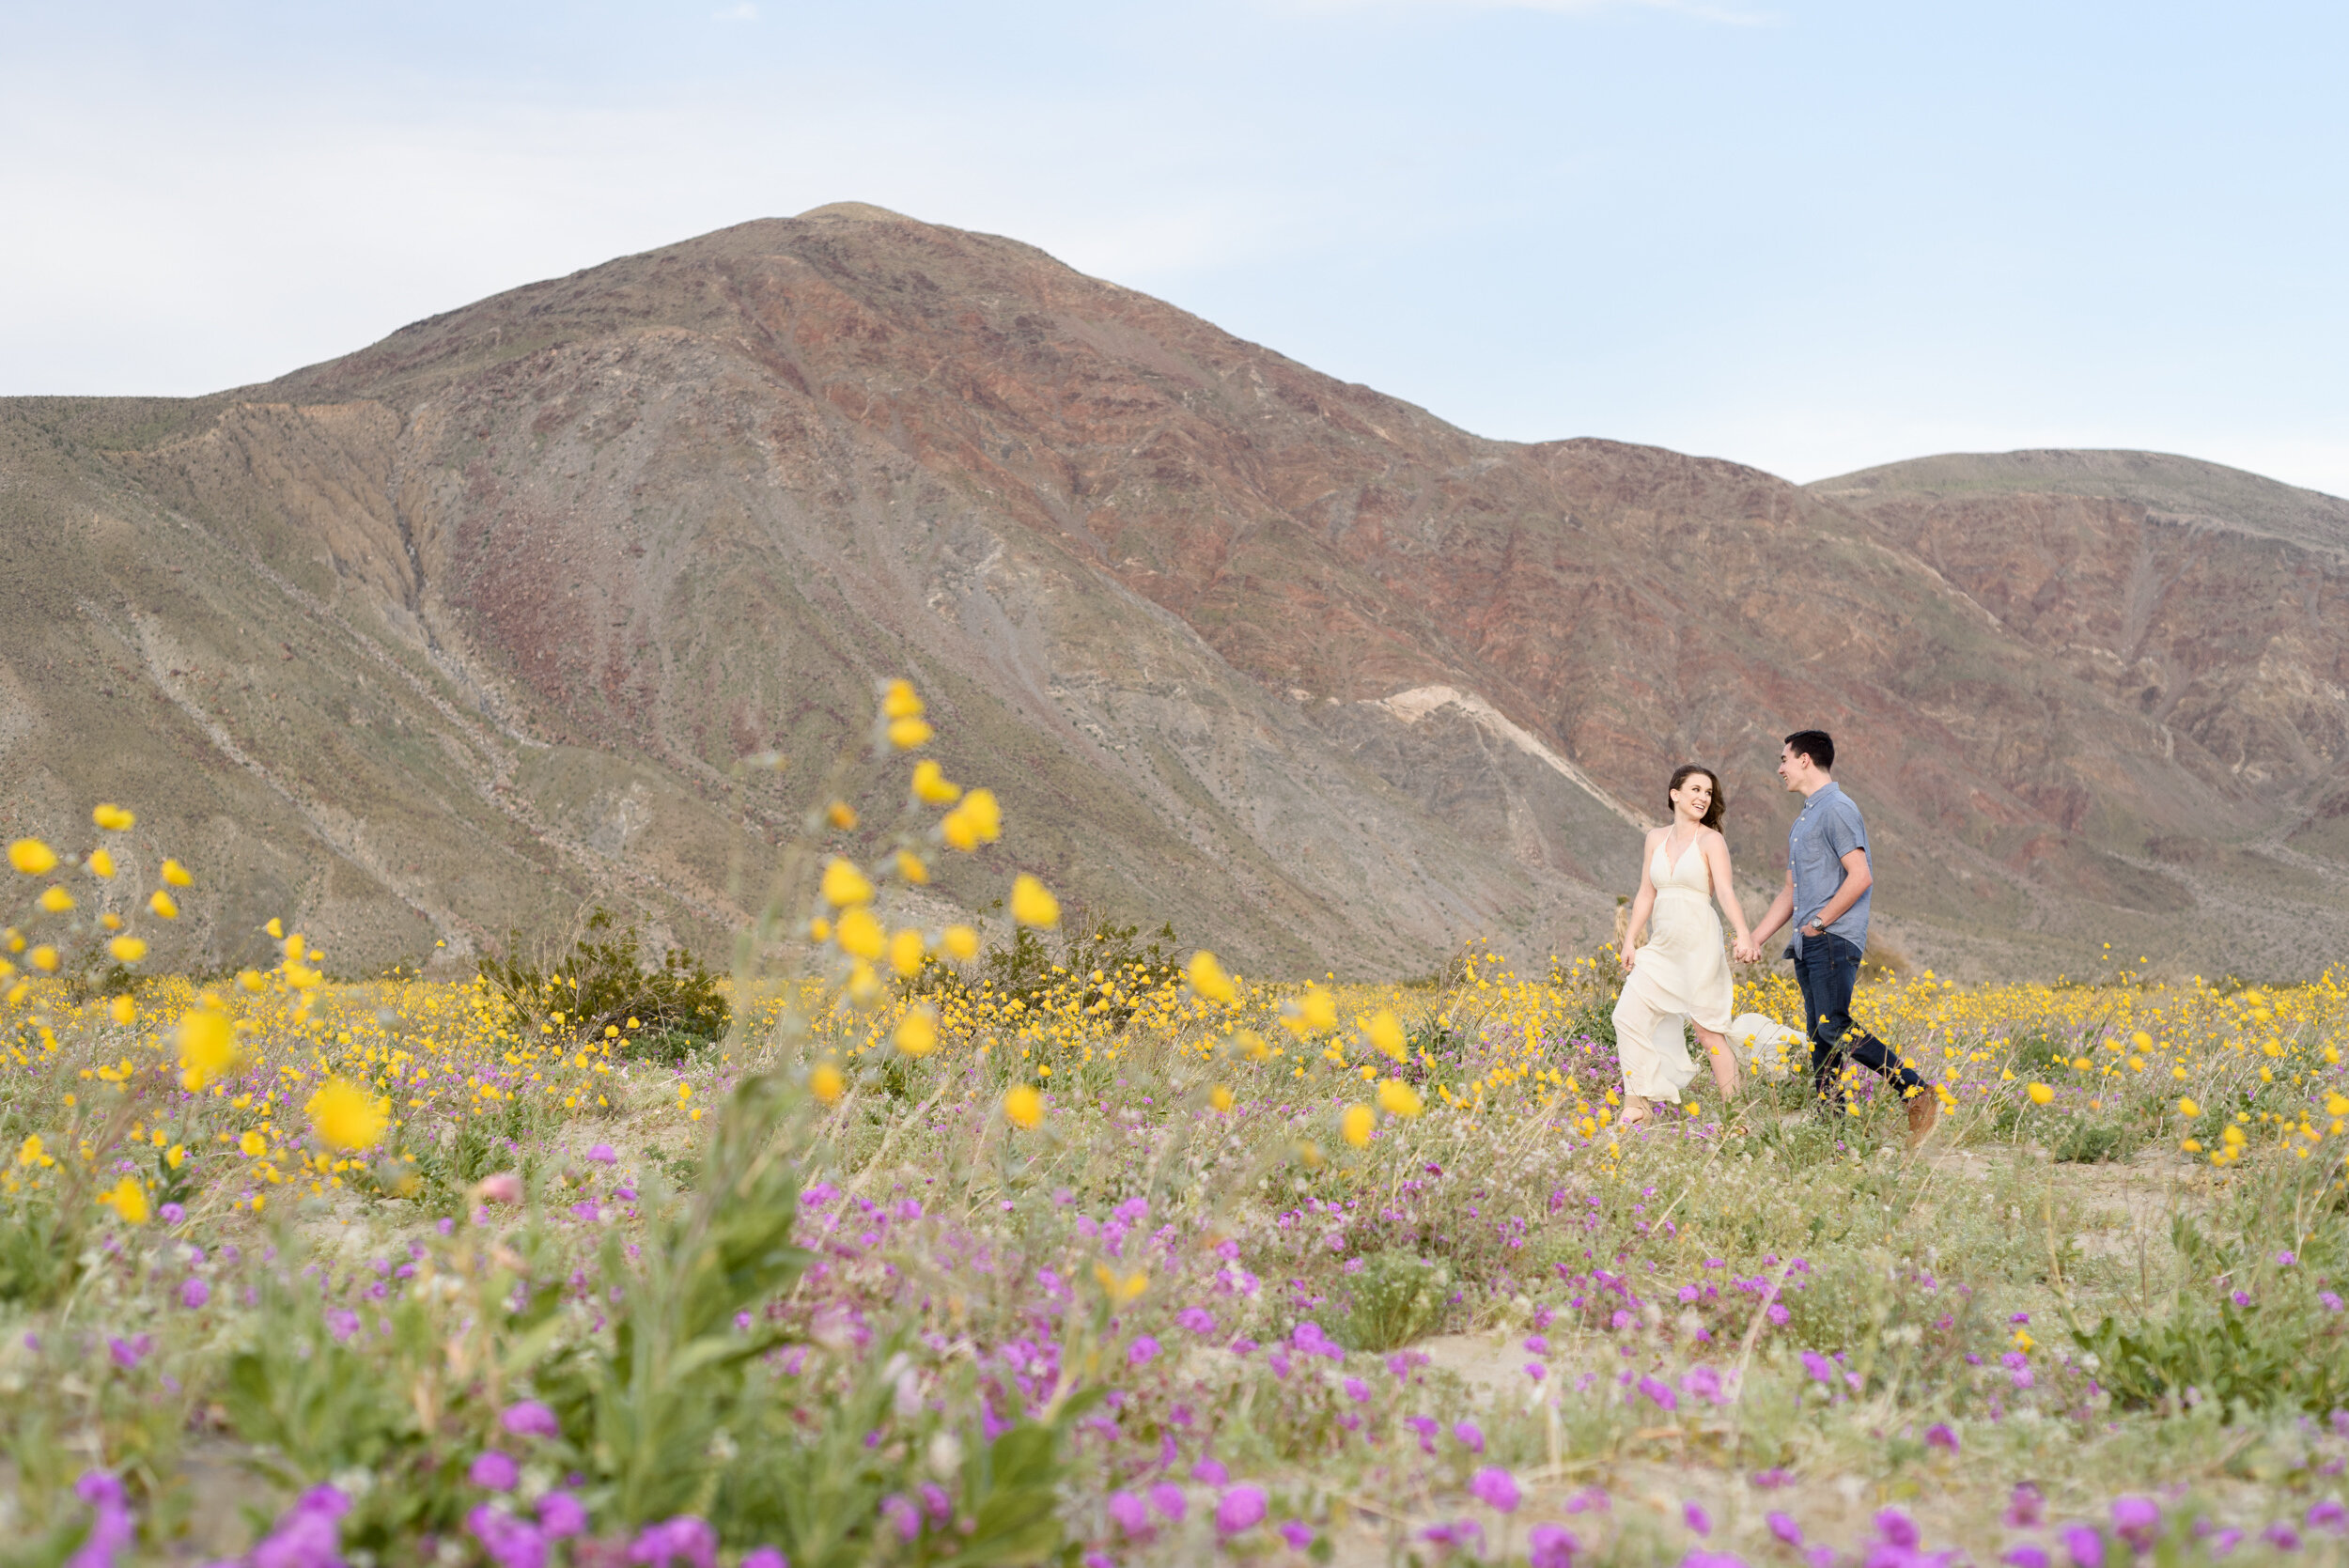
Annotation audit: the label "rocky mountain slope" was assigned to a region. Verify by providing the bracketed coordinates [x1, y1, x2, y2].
[2, 207, 2341, 978]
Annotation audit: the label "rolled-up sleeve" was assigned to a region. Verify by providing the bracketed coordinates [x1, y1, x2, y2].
[1823, 801, 1867, 861]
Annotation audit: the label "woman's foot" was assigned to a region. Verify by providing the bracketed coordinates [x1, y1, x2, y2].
[1619, 1095, 1651, 1129]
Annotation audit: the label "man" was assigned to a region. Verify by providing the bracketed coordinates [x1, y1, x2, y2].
[1738, 730, 1940, 1149]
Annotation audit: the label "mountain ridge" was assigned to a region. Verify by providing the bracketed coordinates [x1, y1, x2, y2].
[3, 210, 2342, 980]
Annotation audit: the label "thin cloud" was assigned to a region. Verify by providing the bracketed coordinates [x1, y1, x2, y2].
[712, 3, 758, 20]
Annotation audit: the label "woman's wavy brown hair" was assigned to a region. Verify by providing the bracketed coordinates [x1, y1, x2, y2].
[1667, 764, 1725, 831]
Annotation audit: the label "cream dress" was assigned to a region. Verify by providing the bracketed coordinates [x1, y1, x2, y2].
[1611, 833, 1735, 1103]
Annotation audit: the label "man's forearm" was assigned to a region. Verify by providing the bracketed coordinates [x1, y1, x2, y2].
[1752, 889, 1794, 942]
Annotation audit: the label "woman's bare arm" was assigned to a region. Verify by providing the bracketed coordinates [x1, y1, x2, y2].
[1620, 830, 1662, 970]
[1701, 829, 1752, 949]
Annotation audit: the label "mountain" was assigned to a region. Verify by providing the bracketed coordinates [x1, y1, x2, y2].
[1, 207, 2341, 979]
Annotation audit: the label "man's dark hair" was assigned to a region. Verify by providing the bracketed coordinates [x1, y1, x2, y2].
[1783, 730, 1835, 772]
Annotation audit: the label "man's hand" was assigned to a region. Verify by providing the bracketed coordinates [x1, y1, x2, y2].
[1732, 937, 1761, 964]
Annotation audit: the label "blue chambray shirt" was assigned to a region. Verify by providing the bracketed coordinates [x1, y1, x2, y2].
[1788, 781, 1871, 952]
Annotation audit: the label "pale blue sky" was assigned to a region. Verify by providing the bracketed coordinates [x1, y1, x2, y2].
[4, 2, 2344, 493]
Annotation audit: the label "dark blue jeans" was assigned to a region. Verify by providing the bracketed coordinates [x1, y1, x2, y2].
[1794, 932, 1928, 1108]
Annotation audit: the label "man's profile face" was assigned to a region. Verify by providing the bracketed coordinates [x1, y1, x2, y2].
[1778, 742, 1801, 791]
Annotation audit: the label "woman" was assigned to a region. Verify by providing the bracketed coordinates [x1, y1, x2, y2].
[1611, 765, 1753, 1126]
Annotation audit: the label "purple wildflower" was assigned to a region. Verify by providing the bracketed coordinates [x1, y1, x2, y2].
[1452, 1420, 1486, 1453]
[1107, 1492, 1150, 1537]
[1686, 1501, 1713, 1536]
[629, 1516, 718, 1568]
[1768, 1513, 1803, 1545]
[1128, 1335, 1160, 1366]
[538, 1492, 587, 1537]
[740, 1553, 786, 1568]
[2061, 1524, 2106, 1568]
[179, 1277, 210, 1310]
[1344, 1377, 1370, 1402]
[1148, 1483, 1187, 1521]
[1216, 1485, 1268, 1536]
[1192, 1457, 1229, 1485]
[1875, 1510, 1919, 1549]
[2111, 1498, 2160, 1553]
[2007, 1485, 2046, 1528]
[1470, 1467, 1520, 1514]
[324, 1309, 360, 1343]
[468, 1506, 549, 1568]
[470, 1451, 521, 1492]
[879, 1495, 920, 1543]
[586, 1143, 617, 1164]
[1529, 1524, 1579, 1568]
[502, 1401, 561, 1439]
[68, 1472, 135, 1568]
[246, 1484, 350, 1568]
[2263, 1524, 2303, 1552]
[1280, 1519, 1315, 1550]
[2310, 1500, 2349, 1533]
[1924, 1422, 1958, 1454]
[1639, 1375, 1680, 1412]
[2003, 1550, 2050, 1568]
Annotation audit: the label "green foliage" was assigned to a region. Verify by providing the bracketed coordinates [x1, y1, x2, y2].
[1338, 1249, 1452, 1351]
[481, 908, 729, 1054]
[0, 1185, 81, 1308]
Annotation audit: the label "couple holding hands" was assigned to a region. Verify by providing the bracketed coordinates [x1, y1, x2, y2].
[1610, 729, 1941, 1149]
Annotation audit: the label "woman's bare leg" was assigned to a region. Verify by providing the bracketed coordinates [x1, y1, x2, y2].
[1695, 1025, 1742, 1102]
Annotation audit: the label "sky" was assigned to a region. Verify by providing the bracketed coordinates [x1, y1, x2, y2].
[4, 1, 2345, 494]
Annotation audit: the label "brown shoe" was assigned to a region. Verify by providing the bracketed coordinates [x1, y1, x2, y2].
[1906, 1088, 1941, 1150]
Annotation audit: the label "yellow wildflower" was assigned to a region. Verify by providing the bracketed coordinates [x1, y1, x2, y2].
[1209, 1084, 1234, 1112]
[92, 804, 134, 831]
[17, 1134, 49, 1168]
[911, 759, 961, 804]
[941, 924, 980, 962]
[38, 886, 73, 912]
[887, 717, 934, 750]
[810, 1061, 845, 1104]
[836, 908, 885, 961]
[306, 1078, 390, 1153]
[1367, 1008, 1406, 1061]
[108, 936, 148, 964]
[97, 1176, 149, 1226]
[178, 1008, 238, 1090]
[109, 995, 135, 1026]
[881, 678, 924, 720]
[87, 848, 116, 879]
[2179, 1096, 2201, 1119]
[149, 890, 179, 920]
[1010, 875, 1060, 929]
[894, 849, 929, 886]
[1342, 1104, 1374, 1147]
[161, 859, 193, 887]
[29, 945, 58, 973]
[1283, 984, 1338, 1036]
[1186, 950, 1237, 1004]
[1377, 1079, 1424, 1117]
[821, 858, 876, 908]
[2026, 1082, 2054, 1105]
[1003, 1084, 1043, 1129]
[8, 840, 57, 876]
[827, 800, 859, 830]
[888, 927, 926, 978]
[894, 1005, 939, 1057]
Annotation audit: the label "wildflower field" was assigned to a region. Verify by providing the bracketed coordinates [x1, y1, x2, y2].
[7, 684, 2349, 1568]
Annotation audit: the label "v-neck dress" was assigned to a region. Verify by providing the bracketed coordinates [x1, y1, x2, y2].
[1610, 834, 1735, 1102]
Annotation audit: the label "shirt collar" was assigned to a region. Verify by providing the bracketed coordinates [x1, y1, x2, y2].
[1800, 781, 1843, 815]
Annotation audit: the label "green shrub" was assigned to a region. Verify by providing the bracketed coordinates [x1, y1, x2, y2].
[1339, 1249, 1452, 1352]
[481, 908, 728, 1049]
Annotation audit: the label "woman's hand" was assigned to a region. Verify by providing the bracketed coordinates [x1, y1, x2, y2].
[1619, 944, 1639, 971]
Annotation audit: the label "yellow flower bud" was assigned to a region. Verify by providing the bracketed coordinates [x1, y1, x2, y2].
[894, 849, 929, 886]
[92, 804, 134, 831]
[894, 1005, 938, 1057]
[38, 886, 73, 913]
[87, 848, 116, 879]
[821, 858, 876, 907]
[1010, 875, 1059, 929]
[8, 840, 58, 876]
[836, 907, 884, 961]
[887, 717, 934, 750]
[1186, 950, 1237, 1004]
[149, 890, 179, 920]
[881, 678, 925, 720]
[911, 759, 961, 804]
[826, 800, 858, 830]
[161, 859, 193, 887]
